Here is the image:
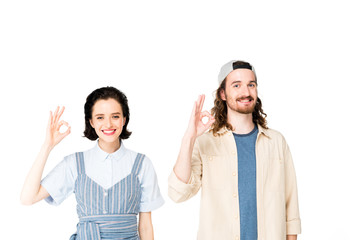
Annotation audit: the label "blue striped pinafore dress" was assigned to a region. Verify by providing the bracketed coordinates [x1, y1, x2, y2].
[70, 152, 145, 240]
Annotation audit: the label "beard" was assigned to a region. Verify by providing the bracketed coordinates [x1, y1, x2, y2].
[225, 94, 257, 114]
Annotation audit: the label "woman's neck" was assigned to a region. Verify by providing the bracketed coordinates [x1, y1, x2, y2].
[98, 139, 121, 153]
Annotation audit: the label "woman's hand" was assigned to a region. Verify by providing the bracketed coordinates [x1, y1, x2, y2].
[184, 95, 215, 139]
[21, 106, 70, 205]
[45, 106, 71, 150]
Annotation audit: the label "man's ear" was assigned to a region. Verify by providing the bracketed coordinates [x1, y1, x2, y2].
[220, 89, 226, 101]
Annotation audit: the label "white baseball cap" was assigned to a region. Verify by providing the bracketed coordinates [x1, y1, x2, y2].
[218, 60, 256, 85]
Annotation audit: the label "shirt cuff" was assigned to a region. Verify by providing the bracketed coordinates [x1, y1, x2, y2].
[139, 196, 165, 212]
[168, 170, 197, 203]
[286, 218, 301, 234]
[40, 181, 63, 206]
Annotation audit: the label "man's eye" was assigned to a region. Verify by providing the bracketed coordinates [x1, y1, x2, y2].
[97, 117, 103, 120]
[113, 115, 120, 119]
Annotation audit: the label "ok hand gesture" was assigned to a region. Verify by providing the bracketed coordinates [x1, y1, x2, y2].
[45, 106, 71, 150]
[185, 95, 215, 139]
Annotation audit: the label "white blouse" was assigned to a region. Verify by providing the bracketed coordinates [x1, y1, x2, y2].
[41, 141, 164, 212]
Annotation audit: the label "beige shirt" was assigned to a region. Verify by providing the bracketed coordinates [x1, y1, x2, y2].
[168, 125, 301, 240]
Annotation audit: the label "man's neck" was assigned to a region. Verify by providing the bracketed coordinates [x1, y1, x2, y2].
[227, 110, 255, 135]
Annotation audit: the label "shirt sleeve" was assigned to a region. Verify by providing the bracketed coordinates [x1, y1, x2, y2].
[138, 156, 165, 212]
[168, 138, 202, 203]
[40, 154, 77, 206]
[282, 135, 302, 234]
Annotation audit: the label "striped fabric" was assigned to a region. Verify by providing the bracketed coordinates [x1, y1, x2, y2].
[70, 152, 145, 240]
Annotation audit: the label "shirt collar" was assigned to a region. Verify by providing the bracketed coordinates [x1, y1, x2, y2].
[215, 124, 271, 138]
[93, 140, 127, 162]
[257, 124, 271, 138]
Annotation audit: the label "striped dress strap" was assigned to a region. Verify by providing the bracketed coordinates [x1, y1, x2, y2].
[131, 153, 145, 176]
[75, 152, 86, 175]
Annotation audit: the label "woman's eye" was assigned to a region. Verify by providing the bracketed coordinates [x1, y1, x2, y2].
[97, 117, 103, 120]
[113, 115, 120, 119]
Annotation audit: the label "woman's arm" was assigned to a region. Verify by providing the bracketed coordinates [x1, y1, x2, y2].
[138, 212, 153, 240]
[20, 107, 71, 205]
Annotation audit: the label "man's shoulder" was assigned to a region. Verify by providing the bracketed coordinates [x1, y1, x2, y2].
[263, 127, 282, 137]
[261, 126, 287, 144]
[198, 129, 227, 140]
[195, 129, 230, 149]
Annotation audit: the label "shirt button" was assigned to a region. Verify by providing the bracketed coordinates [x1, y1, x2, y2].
[234, 214, 238, 219]
[103, 210, 107, 214]
[209, 156, 213, 161]
[233, 193, 237, 198]
[104, 191, 108, 196]
[235, 235, 239, 240]
[232, 151, 236, 155]
[232, 172, 236, 176]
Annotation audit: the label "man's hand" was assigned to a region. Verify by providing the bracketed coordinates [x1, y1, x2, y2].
[184, 94, 215, 139]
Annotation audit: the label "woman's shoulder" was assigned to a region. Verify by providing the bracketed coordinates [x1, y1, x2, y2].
[122, 146, 148, 160]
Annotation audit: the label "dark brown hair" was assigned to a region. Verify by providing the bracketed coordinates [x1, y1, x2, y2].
[211, 61, 268, 135]
[83, 86, 132, 140]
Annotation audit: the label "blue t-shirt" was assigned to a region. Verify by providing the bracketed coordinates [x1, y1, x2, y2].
[233, 125, 258, 240]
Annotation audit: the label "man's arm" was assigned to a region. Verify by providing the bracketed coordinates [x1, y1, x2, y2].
[283, 135, 301, 235]
[287, 235, 297, 240]
[168, 95, 214, 202]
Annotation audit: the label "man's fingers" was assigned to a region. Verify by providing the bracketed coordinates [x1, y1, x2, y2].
[53, 106, 60, 120]
[199, 111, 214, 125]
[200, 111, 213, 119]
[199, 94, 205, 112]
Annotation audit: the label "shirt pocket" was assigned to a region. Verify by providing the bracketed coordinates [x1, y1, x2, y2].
[201, 154, 230, 190]
[265, 157, 285, 192]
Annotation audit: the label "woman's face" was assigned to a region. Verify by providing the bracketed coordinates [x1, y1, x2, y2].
[89, 98, 126, 144]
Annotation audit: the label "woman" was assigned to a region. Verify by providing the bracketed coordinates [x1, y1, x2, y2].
[21, 86, 164, 239]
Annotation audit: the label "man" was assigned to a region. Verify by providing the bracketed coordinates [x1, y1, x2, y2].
[168, 60, 301, 240]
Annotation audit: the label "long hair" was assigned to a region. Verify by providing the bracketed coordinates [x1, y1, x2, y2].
[211, 80, 268, 136]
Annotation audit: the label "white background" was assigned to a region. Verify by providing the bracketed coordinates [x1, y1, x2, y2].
[1, 0, 359, 239]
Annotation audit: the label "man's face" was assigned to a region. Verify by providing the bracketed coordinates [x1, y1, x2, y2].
[220, 69, 258, 114]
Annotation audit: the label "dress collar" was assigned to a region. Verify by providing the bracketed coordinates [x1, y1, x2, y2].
[93, 140, 127, 162]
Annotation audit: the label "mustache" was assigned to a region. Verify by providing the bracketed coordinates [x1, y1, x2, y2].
[236, 96, 254, 101]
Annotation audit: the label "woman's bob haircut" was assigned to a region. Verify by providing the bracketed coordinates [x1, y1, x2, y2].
[83, 86, 132, 140]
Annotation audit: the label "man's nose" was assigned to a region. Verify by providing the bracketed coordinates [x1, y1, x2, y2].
[239, 85, 250, 96]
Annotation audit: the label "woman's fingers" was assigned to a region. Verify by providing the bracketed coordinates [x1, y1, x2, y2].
[56, 120, 70, 131]
[54, 106, 65, 124]
[47, 111, 53, 129]
[59, 125, 71, 140]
